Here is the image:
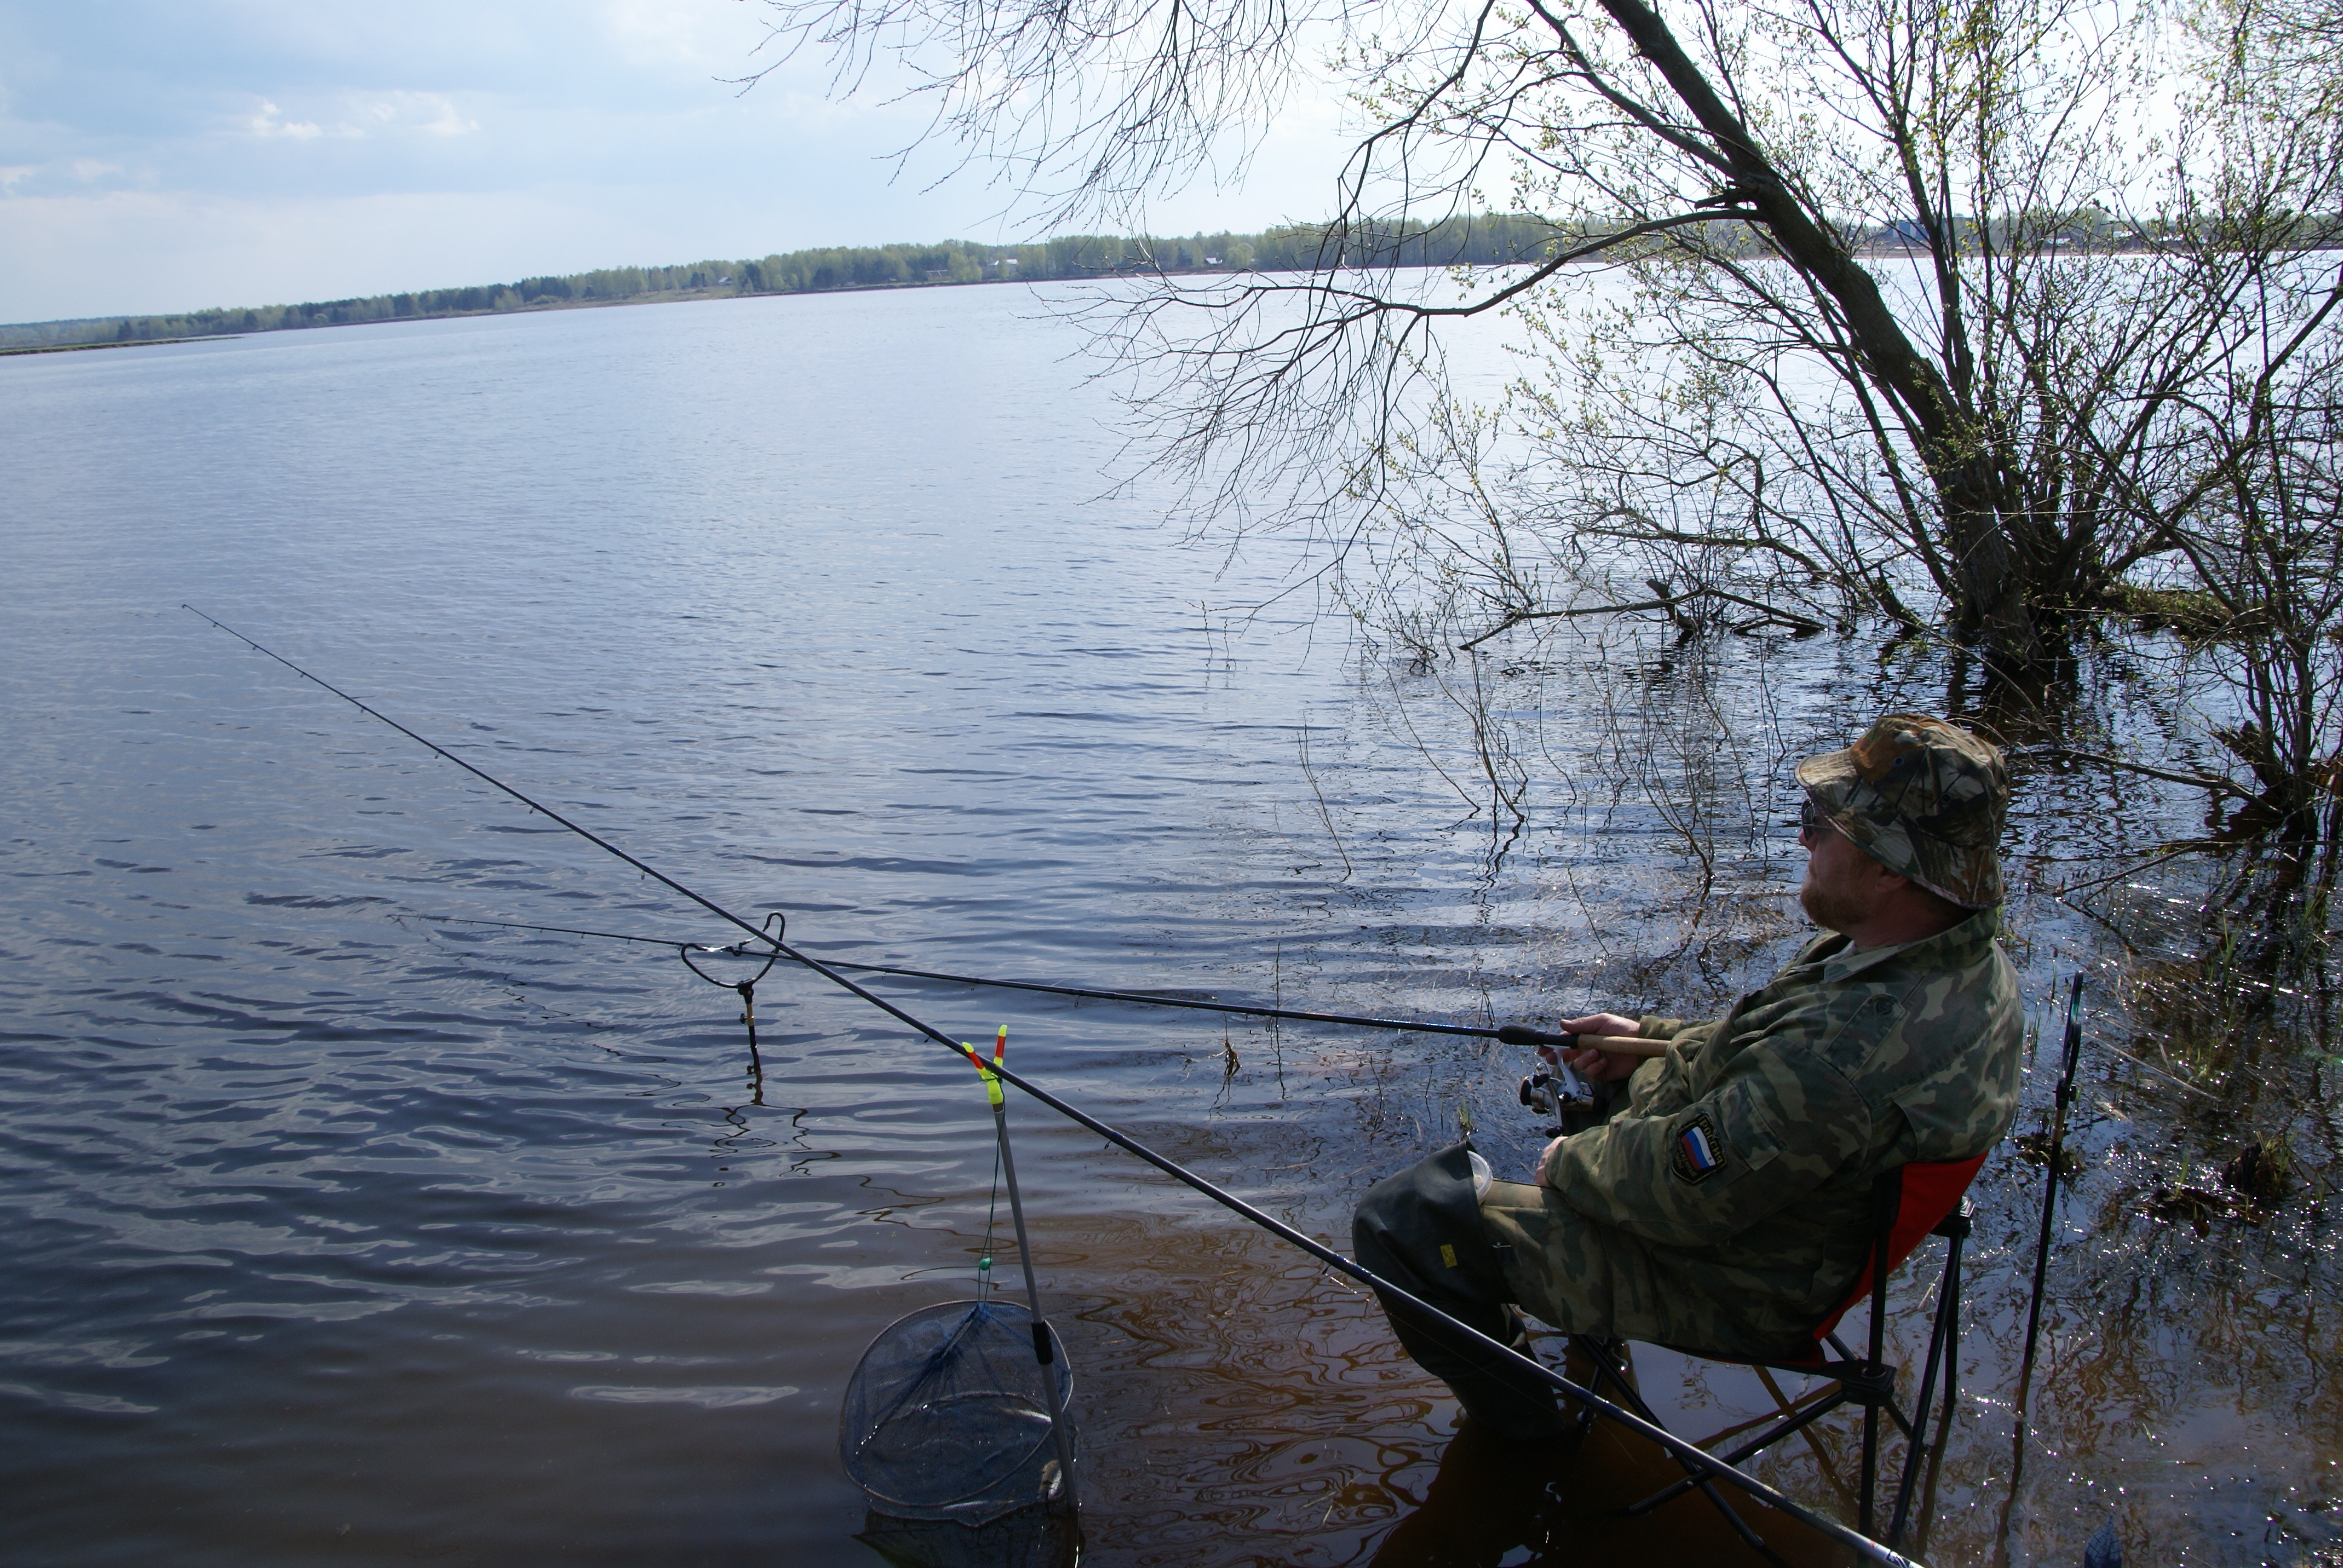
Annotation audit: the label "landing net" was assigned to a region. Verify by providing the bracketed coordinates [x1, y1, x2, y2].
[839, 1298, 1077, 1525]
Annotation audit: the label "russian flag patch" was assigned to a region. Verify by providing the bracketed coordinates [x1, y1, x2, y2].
[1673, 1112, 1725, 1183]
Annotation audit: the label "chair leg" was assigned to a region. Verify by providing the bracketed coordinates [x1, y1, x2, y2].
[1628, 1385, 1852, 1515]
[1859, 1402, 1880, 1537]
[1887, 1229, 1967, 1548]
[1573, 1337, 1779, 1558]
[1938, 1237, 1962, 1438]
[1570, 1335, 1639, 1409]
[1855, 1172, 1902, 1542]
[1884, 1262, 1952, 1544]
[1755, 1366, 1859, 1515]
[1688, 1474, 1777, 1558]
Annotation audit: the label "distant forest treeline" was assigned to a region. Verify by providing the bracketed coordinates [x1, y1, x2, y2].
[0, 216, 1576, 351]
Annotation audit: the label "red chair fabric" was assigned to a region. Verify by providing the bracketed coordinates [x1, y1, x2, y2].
[1602, 1151, 1992, 1546]
[1810, 1154, 1987, 1344]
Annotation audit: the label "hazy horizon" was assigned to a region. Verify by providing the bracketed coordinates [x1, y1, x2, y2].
[0, 1, 1348, 323]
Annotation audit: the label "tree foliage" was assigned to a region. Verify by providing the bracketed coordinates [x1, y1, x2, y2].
[760, 0, 2343, 830]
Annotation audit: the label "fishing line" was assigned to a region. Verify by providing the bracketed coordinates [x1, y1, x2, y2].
[402, 913, 1619, 1053]
[188, 606, 1919, 1567]
[404, 914, 695, 948]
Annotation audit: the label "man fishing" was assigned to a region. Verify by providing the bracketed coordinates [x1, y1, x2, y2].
[1353, 713, 2025, 1440]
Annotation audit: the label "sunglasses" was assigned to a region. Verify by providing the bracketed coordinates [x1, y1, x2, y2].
[1798, 799, 1837, 841]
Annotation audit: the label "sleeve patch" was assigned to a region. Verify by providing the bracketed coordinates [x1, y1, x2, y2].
[1672, 1112, 1726, 1183]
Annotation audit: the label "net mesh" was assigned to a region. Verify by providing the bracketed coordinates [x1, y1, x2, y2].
[839, 1299, 1076, 1525]
[856, 1504, 1080, 1568]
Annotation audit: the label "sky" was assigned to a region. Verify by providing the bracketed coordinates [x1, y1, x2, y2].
[0, 1, 1350, 324]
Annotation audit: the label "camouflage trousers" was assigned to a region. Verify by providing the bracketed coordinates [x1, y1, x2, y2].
[1351, 1142, 1567, 1439]
[1354, 1143, 1800, 1399]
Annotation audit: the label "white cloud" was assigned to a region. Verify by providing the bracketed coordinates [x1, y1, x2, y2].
[247, 101, 326, 140]
[342, 92, 482, 139]
[362, 91, 479, 138]
[239, 91, 479, 143]
[0, 158, 137, 198]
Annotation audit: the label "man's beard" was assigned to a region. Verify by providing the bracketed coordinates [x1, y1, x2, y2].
[1799, 876, 1864, 935]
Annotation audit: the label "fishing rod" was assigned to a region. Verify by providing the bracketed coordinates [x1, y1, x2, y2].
[401, 913, 1663, 1057]
[1995, 974, 2088, 1557]
[188, 606, 1918, 1567]
[2019, 972, 2088, 1390]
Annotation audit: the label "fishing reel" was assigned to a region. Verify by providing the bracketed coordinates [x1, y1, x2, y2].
[1518, 1057, 1594, 1137]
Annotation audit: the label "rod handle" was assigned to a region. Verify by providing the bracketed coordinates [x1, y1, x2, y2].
[1496, 1024, 1666, 1057]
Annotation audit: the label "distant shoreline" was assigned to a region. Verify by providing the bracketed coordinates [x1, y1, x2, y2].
[16, 219, 2335, 359]
[0, 220, 1568, 356]
[0, 275, 997, 358]
[0, 334, 240, 358]
[0, 270, 1099, 360]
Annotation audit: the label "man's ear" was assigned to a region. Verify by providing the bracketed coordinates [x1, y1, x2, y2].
[1879, 864, 1968, 926]
[1874, 864, 1935, 912]
[1867, 858, 1912, 895]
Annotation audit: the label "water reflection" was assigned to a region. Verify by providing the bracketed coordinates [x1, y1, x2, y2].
[857, 1506, 1081, 1568]
[1365, 1422, 1848, 1568]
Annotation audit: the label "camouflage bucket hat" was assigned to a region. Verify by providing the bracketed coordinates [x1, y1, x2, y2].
[1795, 713, 2009, 908]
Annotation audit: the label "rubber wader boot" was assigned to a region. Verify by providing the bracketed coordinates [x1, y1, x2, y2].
[1353, 1141, 1569, 1441]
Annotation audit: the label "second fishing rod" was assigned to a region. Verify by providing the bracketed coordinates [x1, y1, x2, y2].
[402, 912, 1668, 1060]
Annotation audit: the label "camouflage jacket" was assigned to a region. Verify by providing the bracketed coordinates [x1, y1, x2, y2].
[1522, 907, 2023, 1354]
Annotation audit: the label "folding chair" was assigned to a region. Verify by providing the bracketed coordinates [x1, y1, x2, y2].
[1567, 1154, 1984, 1549]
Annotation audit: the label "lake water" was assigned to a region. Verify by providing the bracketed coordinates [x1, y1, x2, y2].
[3, 283, 2335, 1567]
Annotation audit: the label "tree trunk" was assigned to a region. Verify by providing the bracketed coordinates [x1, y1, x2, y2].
[1939, 482, 2053, 672]
[1592, 0, 2060, 675]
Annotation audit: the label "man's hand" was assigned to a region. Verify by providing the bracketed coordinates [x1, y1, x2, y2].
[1549, 1013, 1647, 1083]
[1534, 1013, 1649, 1184]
